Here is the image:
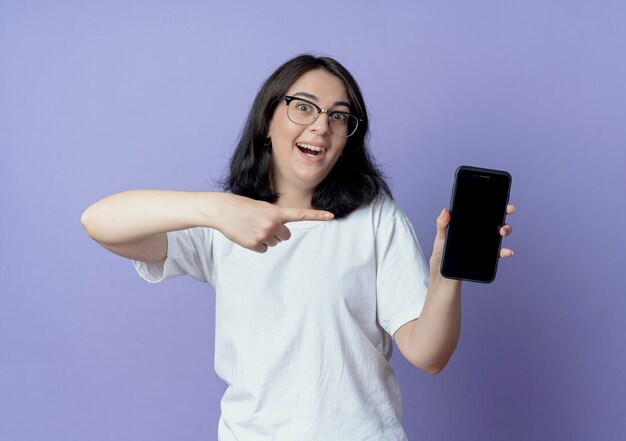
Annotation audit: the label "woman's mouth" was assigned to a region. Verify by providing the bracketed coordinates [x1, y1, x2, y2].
[296, 142, 325, 157]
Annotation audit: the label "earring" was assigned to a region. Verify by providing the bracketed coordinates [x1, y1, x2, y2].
[264, 139, 272, 148]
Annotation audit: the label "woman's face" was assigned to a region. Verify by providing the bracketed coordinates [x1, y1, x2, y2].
[267, 69, 350, 205]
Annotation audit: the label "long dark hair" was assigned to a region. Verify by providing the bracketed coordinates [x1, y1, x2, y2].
[223, 54, 391, 219]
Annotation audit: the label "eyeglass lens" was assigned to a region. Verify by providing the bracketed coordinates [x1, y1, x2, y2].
[286, 98, 358, 137]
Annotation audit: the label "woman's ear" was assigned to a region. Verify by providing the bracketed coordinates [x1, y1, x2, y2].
[266, 122, 273, 139]
[264, 122, 272, 147]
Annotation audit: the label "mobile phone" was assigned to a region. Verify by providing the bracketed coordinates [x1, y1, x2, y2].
[440, 166, 512, 283]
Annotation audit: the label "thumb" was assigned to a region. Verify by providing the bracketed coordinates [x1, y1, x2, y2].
[436, 208, 451, 240]
[280, 207, 334, 223]
[431, 208, 450, 263]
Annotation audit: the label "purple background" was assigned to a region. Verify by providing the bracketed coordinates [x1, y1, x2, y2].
[2, 1, 625, 440]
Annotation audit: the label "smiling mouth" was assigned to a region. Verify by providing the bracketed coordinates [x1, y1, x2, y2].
[296, 142, 325, 157]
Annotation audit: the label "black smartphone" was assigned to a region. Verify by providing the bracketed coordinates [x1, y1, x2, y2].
[440, 165, 512, 283]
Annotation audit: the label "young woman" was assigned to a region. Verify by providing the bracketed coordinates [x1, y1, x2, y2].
[82, 54, 514, 441]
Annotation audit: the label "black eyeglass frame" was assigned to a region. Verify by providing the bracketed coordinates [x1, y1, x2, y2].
[277, 95, 363, 138]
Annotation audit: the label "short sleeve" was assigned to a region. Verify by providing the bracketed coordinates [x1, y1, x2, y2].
[133, 227, 215, 285]
[376, 215, 429, 337]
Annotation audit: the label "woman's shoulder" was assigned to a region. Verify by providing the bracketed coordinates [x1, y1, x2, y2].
[372, 194, 406, 217]
[347, 195, 408, 228]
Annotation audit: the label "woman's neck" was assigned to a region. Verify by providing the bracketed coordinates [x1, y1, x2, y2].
[275, 189, 314, 210]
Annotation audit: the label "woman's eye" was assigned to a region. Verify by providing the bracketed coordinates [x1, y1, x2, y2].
[295, 102, 313, 112]
[330, 112, 348, 123]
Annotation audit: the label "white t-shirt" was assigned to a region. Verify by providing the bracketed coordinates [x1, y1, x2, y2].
[134, 196, 429, 441]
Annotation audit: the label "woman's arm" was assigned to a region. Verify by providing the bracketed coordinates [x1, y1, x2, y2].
[81, 190, 215, 263]
[394, 206, 515, 374]
[81, 190, 334, 262]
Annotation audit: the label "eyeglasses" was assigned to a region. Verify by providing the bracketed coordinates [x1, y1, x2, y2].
[278, 96, 362, 138]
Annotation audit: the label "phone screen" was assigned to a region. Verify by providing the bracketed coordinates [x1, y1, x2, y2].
[441, 166, 511, 283]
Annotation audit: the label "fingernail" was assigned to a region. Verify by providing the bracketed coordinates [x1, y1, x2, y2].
[440, 208, 446, 217]
[324, 212, 334, 220]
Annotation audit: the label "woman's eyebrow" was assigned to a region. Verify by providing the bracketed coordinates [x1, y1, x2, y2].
[292, 92, 351, 110]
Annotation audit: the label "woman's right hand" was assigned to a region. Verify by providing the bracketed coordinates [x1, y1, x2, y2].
[211, 194, 334, 253]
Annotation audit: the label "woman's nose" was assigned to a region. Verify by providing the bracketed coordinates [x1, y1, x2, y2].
[308, 112, 331, 135]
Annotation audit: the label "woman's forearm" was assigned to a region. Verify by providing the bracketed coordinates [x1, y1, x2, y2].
[80, 190, 229, 263]
[406, 272, 462, 374]
[80, 190, 221, 246]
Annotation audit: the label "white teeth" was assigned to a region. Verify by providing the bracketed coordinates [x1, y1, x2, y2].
[296, 143, 324, 152]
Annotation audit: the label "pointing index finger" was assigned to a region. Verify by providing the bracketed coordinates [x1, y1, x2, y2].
[280, 207, 334, 223]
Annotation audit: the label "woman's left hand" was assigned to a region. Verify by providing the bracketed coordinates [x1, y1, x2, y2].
[497, 204, 515, 257]
[430, 204, 516, 270]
